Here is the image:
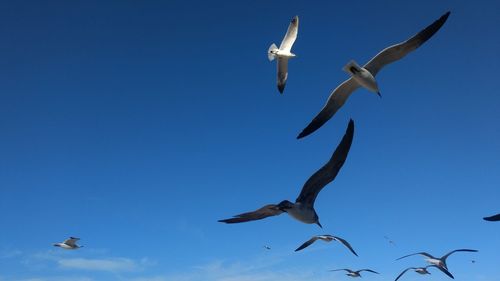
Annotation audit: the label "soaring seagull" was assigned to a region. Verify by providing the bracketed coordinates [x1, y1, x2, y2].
[295, 234, 358, 256]
[483, 213, 500, 221]
[53, 237, 83, 250]
[396, 249, 478, 271]
[330, 268, 379, 278]
[268, 16, 299, 94]
[297, 11, 450, 139]
[395, 265, 453, 281]
[219, 119, 354, 228]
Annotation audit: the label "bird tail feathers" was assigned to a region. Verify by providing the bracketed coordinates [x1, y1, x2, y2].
[268, 43, 278, 61]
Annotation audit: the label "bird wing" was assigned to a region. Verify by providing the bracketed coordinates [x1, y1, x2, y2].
[63, 237, 79, 247]
[295, 236, 320, 252]
[295, 119, 355, 206]
[218, 204, 283, 224]
[333, 235, 358, 256]
[277, 57, 289, 94]
[484, 213, 500, 221]
[394, 268, 416, 281]
[297, 78, 360, 139]
[364, 11, 450, 77]
[428, 265, 454, 279]
[359, 269, 379, 274]
[441, 249, 478, 261]
[329, 269, 353, 273]
[396, 252, 436, 260]
[279, 16, 299, 52]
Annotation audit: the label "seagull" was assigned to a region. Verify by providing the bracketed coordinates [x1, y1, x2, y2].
[53, 237, 83, 250]
[384, 235, 396, 246]
[297, 11, 450, 139]
[330, 268, 379, 278]
[483, 213, 500, 221]
[268, 16, 299, 94]
[396, 249, 478, 271]
[395, 265, 454, 281]
[295, 234, 358, 256]
[219, 119, 354, 228]
[263, 245, 271, 250]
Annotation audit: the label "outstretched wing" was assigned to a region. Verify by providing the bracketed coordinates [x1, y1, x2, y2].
[297, 78, 359, 139]
[333, 235, 358, 256]
[359, 269, 379, 274]
[364, 11, 450, 76]
[295, 119, 354, 206]
[428, 265, 454, 279]
[218, 204, 283, 224]
[63, 237, 79, 247]
[441, 249, 478, 261]
[279, 16, 299, 52]
[394, 268, 415, 281]
[295, 236, 320, 252]
[396, 252, 436, 260]
[329, 269, 353, 273]
[277, 57, 289, 94]
[484, 213, 500, 221]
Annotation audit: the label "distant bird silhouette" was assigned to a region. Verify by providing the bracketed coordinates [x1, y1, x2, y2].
[395, 265, 453, 281]
[219, 120, 354, 228]
[297, 11, 450, 139]
[268, 16, 299, 94]
[53, 237, 83, 250]
[263, 245, 271, 250]
[295, 234, 358, 256]
[483, 213, 500, 221]
[330, 268, 379, 278]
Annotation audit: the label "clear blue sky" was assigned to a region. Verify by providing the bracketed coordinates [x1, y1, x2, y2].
[0, 1, 499, 281]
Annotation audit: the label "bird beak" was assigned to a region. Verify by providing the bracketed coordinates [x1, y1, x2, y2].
[316, 221, 323, 228]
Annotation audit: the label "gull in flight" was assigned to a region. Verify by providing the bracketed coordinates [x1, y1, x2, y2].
[53, 237, 83, 250]
[219, 119, 354, 228]
[268, 16, 299, 94]
[483, 213, 500, 221]
[263, 245, 271, 250]
[297, 11, 450, 139]
[396, 249, 478, 271]
[295, 234, 358, 256]
[395, 265, 453, 281]
[330, 268, 379, 278]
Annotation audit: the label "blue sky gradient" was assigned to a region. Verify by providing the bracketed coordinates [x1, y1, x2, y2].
[0, 0, 499, 280]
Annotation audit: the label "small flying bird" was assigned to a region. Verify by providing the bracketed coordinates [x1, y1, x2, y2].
[396, 249, 478, 271]
[263, 245, 271, 250]
[53, 237, 83, 250]
[384, 235, 396, 246]
[295, 234, 358, 256]
[219, 119, 354, 228]
[268, 16, 299, 94]
[297, 11, 450, 139]
[395, 265, 453, 281]
[330, 268, 379, 278]
[483, 213, 500, 221]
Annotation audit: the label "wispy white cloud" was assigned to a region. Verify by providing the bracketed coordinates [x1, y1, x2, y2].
[58, 257, 140, 272]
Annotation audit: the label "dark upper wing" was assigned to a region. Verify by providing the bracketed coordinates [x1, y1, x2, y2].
[333, 235, 358, 257]
[484, 213, 500, 221]
[359, 269, 379, 274]
[277, 57, 289, 94]
[429, 265, 454, 279]
[441, 249, 478, 261]
[329, 269, 353, 273]
[295, 236, 320, 252]
[297, 78, 359, 139]
[394, 268, 415, 281]
[396, 252, 436, 260]
[295, 119, 354, 206]
[364, 11, 450, 77]
[63, 237, 79, 247]
[218, 204, 283, 224]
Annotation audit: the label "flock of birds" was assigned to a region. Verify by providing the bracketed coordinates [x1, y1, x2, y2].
[50, 10, 500, 281]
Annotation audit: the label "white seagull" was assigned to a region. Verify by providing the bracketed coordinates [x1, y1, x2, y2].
[219, 119, 354, 228]
[297, 11, 450, 139]
[295, 234, 358, 256]
[268, 16, 299, 94]
[484, 213, 500, 221]
[53, 237, 83, 250]
[395, 265, 453, 281]
[396, 249, 478, 271]
[330, 268, 379, 278]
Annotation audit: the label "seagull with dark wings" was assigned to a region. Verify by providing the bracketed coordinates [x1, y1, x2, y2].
[295, 234, 358, 256]
[394, 265, 453, 281]
[330, 268, 379, 278]
[396, 249, 478, 274]
[297, 11, 450, 139]
[219, 119, 354, 228]
[53, 237, 83, 250]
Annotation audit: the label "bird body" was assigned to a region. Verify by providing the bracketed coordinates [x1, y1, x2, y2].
[53, 237, 82, 250]
[330, 268, 379, 278]
[342, 60, 380, 95]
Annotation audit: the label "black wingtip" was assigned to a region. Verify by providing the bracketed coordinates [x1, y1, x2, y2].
[278, 85, 285, 94]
